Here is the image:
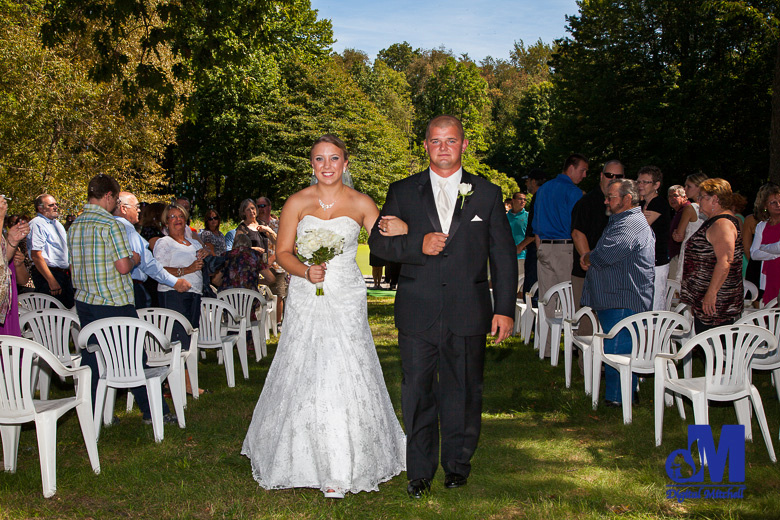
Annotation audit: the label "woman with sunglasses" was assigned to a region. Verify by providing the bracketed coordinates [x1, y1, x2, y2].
[200, 209, 227, 256]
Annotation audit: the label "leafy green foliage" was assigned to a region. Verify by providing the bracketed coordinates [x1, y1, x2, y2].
[0, 1, 173, 215]
[549, 0, 775, 192]
[41, 0, 334, 116]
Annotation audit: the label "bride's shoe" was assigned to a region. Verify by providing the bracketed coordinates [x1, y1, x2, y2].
[323, 487, 344, 499]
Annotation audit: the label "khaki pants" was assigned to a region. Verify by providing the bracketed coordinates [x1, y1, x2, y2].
[537, 242, 574, 357]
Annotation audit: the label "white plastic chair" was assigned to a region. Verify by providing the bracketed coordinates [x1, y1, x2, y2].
[520, 282, 538, 343]
[0, 335, 100, 498]
[136, 308, 200, 406]
[199, 298, 247, 388]
[744, 279, 759, 306]
[592, 311, 692, 424]
[736, 309, 780, 403]
[654, 324, 777, 462]
[78, 318, 182, 442]
[664, 279, 681, 311]
[19, 309, 82, 401]
[535, 281, 574, 365]
[18, 293, 67, 314]
[217, 288, 268, 361]
[563, 306, 600, 395]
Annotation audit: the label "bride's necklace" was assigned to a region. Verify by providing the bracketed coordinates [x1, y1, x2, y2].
[319, 198, 335, 210]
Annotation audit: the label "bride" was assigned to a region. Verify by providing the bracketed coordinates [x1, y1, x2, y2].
[242, 135, 406, 498]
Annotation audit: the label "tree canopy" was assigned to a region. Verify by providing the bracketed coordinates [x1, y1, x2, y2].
[3, 0, 777, 217]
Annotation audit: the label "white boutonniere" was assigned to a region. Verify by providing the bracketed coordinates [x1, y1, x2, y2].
[457, 183, 474, 209]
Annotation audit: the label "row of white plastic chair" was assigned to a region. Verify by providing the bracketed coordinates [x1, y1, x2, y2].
[515, 279, 780, 462]
[4, 287, 279, 498]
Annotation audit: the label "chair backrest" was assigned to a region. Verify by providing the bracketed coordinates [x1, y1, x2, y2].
[77, 317, 169, 385]
[217, 288, 266, 324]
[744, 279, 759, 304]
[736, 309, 780, 366]
[0, 335, 65, 419]
[761, 297, 779, 310]
[18, 308, 81, 366]
[570, 306, 601, 337]
[136, 307, 195, 363]
[199, 298, 240, 342]
[540, 281, 574, 320]
[607, 311, 692, 367]
[664, 279, 681, 311]
[18, 293, 66, 313]
[682, 324, 778, 394]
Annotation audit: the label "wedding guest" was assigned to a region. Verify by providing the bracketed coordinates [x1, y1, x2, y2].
[681, 179, 743, 333]
[153, 203, 206, 396]
[581, 179, 654, 407]
[256, 196, 287, 326]
[113, 192, 191, 309]
[200, 208, 227, 256]
[219, 233, 275, 291]
[672, 172, 708, 281]
[69, 174, 173, 423]
[667, 185, 688, 280]
[27, 193, 75, 307]
[139, 202, 167, 251]
[5, 214, 33, 294]
[0, 196, 30, 336]
[637, 166, 671, 309]
[749, 183, 780, 306]
[235, 199, 270, 256]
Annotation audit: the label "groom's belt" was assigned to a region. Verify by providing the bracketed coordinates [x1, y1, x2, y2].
[540, 239, 573, 245]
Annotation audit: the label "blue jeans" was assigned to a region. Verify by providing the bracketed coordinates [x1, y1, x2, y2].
[597, 308, 638, 403]
[76, 301, 169, 420]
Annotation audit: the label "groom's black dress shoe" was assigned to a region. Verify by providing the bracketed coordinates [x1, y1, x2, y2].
[407, 478, 431, 498]
[444, 473, 467, 488]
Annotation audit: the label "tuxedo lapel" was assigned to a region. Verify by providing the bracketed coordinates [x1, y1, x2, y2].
[444, 169, 472, 244]
[417, 169, 442, 233]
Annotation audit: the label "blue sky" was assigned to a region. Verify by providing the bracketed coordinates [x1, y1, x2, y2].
[309, 0, 581, 62]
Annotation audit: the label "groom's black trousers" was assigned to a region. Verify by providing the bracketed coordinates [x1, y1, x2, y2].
[398, 316, 486, 481]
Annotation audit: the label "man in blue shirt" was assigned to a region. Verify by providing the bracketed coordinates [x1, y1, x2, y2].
[114, 192, 191, 308]
[531, 154, 587, 357]
[27, 194, 75, 308]
[506, 191, 528, 295]
[581, 179, 654, 406]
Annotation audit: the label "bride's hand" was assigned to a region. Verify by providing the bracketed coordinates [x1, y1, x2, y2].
[379, 216, 408, 236]
[306, 263, 327, 283]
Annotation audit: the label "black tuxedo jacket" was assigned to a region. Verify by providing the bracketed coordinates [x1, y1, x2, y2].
[368, 169, 517, 336]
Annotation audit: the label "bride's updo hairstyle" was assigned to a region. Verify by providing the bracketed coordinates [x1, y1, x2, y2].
[310, 134, 349, 162]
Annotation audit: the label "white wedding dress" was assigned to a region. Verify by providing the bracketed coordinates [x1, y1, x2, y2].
[242, 215, 406, 495]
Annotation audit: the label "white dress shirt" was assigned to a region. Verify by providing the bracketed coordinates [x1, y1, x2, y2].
[430, 167, 462, 233]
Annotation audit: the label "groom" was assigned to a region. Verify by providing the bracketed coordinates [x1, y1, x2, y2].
[369, 115, 517, 498]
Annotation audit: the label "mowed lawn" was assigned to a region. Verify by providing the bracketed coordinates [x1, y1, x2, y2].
[2, 297, 780, 519]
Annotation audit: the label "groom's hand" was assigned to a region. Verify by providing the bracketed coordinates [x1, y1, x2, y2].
[490, 314, 514, 344]
[422, 232, 448, 255]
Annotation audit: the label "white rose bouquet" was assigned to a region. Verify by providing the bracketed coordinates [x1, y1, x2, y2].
[296, 228, 345, 295]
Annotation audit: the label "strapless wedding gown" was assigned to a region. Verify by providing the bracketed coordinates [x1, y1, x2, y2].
[242, 215, 405, 495]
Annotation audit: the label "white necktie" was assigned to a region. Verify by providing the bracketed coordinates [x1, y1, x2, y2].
[437, 178, 452, 233]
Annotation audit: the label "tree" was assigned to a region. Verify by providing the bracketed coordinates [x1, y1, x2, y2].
[549, 0, 775, 195]
[376, 41, 421, 74]
[40, 0, 334, 116]
[0, 0, 173, 214]
[708, 1, 780, 183]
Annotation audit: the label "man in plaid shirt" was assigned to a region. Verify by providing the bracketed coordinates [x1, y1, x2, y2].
[69, 174, 172, 424]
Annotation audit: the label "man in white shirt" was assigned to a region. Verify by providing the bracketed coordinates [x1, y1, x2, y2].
[27, 193, 74, 307]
